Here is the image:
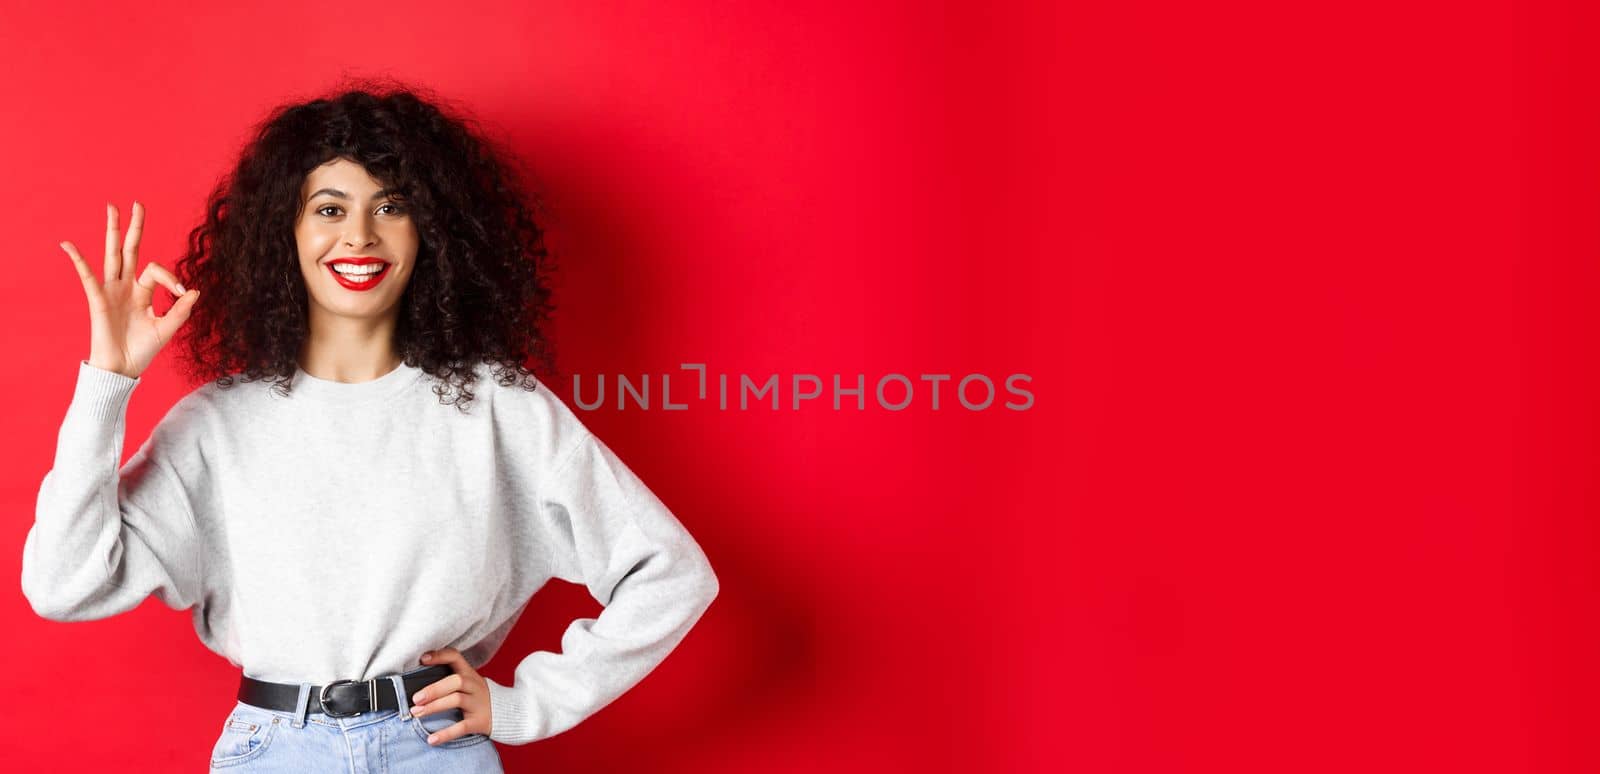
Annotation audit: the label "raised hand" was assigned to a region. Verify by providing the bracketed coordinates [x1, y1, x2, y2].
[60, 202, 199, 379]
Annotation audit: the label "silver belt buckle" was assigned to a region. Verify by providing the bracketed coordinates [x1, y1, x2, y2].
[318, 678, 377, 718]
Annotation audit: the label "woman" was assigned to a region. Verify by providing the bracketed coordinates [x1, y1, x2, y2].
[21, 83, 720, 772]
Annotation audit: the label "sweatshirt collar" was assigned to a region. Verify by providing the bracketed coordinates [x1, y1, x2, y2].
[288, 359, 425, 403]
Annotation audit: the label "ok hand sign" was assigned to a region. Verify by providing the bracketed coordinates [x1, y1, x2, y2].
[60, 201, 199, 379]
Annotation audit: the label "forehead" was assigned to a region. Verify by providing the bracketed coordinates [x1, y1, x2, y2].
[301, 158, 391, 198]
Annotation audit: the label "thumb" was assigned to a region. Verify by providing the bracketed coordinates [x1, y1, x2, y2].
[155, 289, 200, 343]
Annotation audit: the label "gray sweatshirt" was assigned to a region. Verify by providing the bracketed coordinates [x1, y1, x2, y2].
[21, 359, 720, 746]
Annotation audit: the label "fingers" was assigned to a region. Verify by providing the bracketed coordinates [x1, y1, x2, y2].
[420, 647, 463, 668]
[104, 203, 122, 283]
[153, 283, 201, 345]
[410, 672, 463, 708]
[122, 201, 144, 280]
[137, 262, 198, 344]
[423, 718, 475, 746]
[408, 673, 480, 745]
[415, 648, 471, 704]
[134, 261, 184, 308]
[59, 241, 103, 302]
[410, 687, 463, 718]
[410, 647, 490, 744]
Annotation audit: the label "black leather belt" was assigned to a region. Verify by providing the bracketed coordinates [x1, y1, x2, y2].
[237, 664, 453, 718]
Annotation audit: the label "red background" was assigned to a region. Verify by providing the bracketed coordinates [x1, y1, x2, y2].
[0, 0, 1588, 771]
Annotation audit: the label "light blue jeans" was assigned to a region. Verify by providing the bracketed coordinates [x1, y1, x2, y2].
[208, 668, 504, 772]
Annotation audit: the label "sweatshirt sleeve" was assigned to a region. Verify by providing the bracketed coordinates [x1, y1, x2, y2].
[483, 424, 721, 746]
[20, 360, 204, 622]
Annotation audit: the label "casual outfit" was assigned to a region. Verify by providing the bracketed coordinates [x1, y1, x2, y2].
[22, 359, 720, 769]
[209, 663, 504, 772]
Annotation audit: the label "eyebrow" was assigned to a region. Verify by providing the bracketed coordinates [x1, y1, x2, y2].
[306, 187, 404, 201]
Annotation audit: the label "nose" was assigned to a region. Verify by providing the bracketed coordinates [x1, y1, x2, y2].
[343, 218, 377, 248]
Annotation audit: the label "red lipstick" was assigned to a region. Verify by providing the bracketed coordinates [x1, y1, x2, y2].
[326, 257, 390, 291]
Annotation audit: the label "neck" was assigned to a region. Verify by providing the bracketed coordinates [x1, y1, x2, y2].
[298, 313, 402, 383]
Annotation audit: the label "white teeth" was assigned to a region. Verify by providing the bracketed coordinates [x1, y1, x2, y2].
[332, 263, 385, 277]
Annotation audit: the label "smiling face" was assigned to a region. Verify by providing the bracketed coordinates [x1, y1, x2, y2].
[295, 157, 419, 325]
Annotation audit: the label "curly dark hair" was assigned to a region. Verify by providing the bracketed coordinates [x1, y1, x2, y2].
[172, 77, 559, 412]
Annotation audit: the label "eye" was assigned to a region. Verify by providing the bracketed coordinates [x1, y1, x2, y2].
[314, 203, 406, 218]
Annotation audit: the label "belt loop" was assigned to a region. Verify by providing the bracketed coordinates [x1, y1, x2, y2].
[291, 683, 312, 728]
[390, 674, 409, 715]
